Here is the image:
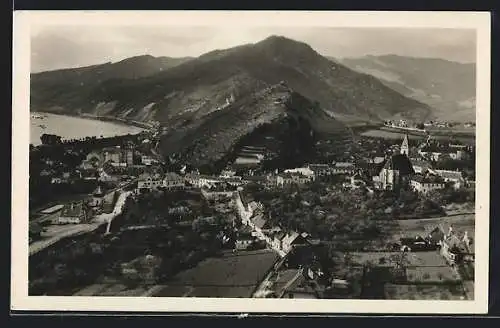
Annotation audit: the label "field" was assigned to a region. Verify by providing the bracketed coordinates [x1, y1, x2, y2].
[384, 284, 466, 300]
[360, 128, 475, 144]
[152, 249, 280, 298]
[74, 283, 157, 297]
[392, 213, 475, 246]
[361, 129, 427, 140]
[346, 251, 450, 268]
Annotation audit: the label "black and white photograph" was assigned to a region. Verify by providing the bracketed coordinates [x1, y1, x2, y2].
[11, 11, 491, 314]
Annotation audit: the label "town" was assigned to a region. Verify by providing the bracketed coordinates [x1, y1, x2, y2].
[28, 121, 475, 300]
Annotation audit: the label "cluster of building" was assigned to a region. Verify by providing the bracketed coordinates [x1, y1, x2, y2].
[423, 121, 475, 129]
[53, 185, 117, 224]
[371, 134, 473, 195]
[135, 133, 473, 200]
[80, 143, 159, 170]
[135, 159, 360, 196]
[234, 192, 316, 257]
[384, 119, 413, 129]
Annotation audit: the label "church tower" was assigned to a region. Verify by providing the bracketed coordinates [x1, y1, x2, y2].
[400, 134, 409, 156]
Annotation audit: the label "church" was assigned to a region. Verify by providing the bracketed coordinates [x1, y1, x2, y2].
[373, 134, 415, 191]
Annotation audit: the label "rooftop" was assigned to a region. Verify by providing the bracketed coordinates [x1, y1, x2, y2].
[334, 162, 355, 168]
[411, 173, 445, 184]
[435, 170, 464, 181]
[60, 202, 86, 218]
[251, 214, 268, 229]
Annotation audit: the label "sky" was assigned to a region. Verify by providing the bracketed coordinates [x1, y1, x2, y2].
[31, 26, 476, 73]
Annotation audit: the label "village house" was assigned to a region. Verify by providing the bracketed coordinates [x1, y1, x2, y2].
[418, 142, 469, 161]
[410, 173, 446, 195]
[235, 226, 257, 251]
[247, 200, 265, 214]
[411, 159, 432, 174]
[280, 172, 314, 186]
[198, 175, 224, 188]
[103, 146, 124, 164]
[435, 227, 473, 265]
[265, 174, 285, 188]
[184, 173, 202, 188]
[137, 172, 164, 192]
[141, 156, 157, 166]
[235, 234, 255, 250]
[284, 167, 315, 179]
[247, 213, 274, 243]
[56, 201, 91, 224]
[163, 172, 187, 190]
[466, 179, 475, 189]
[307, 164, 331, 178]
[201, 183, 236, 201]
[220, 176, 244, 187]
[102, 145, 134, 167]
[331, 162, 356, 175]
[280, 231, 310, 254]
[80, 151, 105, 170]
[433, 170, 465, 189]
[220, 169, 237, 178]
[270, 230, 287, 251]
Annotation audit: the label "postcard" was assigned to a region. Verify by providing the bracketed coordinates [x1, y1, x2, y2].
[11, 10, 490, 314]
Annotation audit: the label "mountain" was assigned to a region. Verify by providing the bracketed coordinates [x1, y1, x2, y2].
[338, 55, 476, 122]
[30, 55, 193, 110]
[31, 36, 432, 123]
[30, 36, 434, 166]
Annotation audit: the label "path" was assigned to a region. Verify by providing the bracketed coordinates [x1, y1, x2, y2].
[29, 190, 132, 256]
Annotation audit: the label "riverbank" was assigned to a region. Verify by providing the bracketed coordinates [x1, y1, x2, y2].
[30, 111, 148, 146]
[32, 110, 153, 130]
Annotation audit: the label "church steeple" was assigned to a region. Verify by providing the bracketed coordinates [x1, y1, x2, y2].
[400, 134, 409, 156]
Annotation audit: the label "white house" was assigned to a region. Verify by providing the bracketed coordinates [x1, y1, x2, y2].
[307, 164, 331, 177]
[284, 167, 315, 179]
[410, 174, 446, 195]
[434, 170, 465, 189]
[280, 172, 314, 185]
[163, 172, 187, 190]
[56, 202, 89, 224]
[137, 172, 164, 192]
[331, 162, 356, 175]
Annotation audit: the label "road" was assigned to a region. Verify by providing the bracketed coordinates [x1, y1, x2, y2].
[252, 255, 289, 298]
[29, 187, 134, 256]
[31, 178, 137, 226]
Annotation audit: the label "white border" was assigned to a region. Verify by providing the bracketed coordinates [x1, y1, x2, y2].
[11, 11, 491, 314]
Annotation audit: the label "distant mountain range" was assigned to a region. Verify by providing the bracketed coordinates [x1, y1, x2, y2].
[338, 55, 476, 122]
[30, 36, 438, 165]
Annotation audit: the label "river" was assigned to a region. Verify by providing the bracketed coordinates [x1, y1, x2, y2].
[30, 113, 144, 146]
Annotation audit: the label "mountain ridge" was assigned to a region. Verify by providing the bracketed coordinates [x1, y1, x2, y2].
[338, 54, 476, 122]
[31, 35, 433, 124]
